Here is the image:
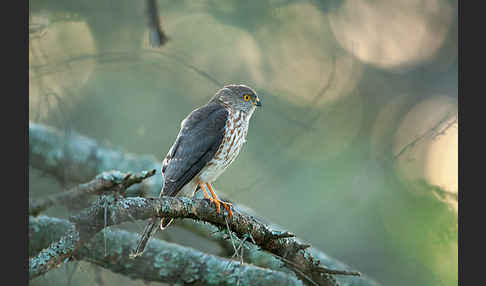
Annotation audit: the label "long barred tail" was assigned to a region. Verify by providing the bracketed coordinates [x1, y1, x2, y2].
[131, 181, 179, 257]
[131, 217, 160, 258]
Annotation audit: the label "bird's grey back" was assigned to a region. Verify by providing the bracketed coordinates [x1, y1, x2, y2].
[160, 101, 228, 197]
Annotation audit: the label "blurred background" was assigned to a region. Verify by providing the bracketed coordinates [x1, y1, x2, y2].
[29, 0, 458, 285]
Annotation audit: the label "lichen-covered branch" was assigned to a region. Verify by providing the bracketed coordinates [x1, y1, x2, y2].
[29, 123, 163, 197]
[29, 169, 156, 279]
[29, 228, 80, 280]
[29, 123, 379, 286]
[177, 218, 378, 286]
[57, 192, 356, 286]
[29, 216, 302, 286]
[29, 169, 156, 216]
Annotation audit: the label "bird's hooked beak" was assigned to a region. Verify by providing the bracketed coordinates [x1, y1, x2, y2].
[255, 97, 262, 107]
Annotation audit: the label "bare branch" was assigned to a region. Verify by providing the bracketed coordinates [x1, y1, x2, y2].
[72, 193, 357, 285]
[393, 112, 458, 160]
[29, 228, 80, 280]
[29, 123, 380, 286]
[29, 216, 303, 286]
[29, 123, 163, 197]
[29, 169, 156, 279]
[29, 169, 156, 216]
[30, 190, 347, 285]
[145, 0, 168, 47]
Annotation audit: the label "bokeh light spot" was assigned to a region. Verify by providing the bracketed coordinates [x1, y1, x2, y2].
[160, 12, 263, 92]
[255, 2, 363, 106]
[29, 17, 96, 121]
[329, 0, 454, 70]
[393, 95, 458, 211]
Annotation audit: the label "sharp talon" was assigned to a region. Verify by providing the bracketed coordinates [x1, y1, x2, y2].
[204, 182, 233, 215]
[206, 197, 220, 213]
[222, 202, 233, 217]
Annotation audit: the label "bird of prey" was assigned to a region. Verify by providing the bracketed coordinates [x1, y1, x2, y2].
[132, 84, 262, 257]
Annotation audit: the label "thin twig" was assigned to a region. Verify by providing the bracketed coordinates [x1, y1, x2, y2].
[393, 112, 458, 160]
[145, 0, 168, 47]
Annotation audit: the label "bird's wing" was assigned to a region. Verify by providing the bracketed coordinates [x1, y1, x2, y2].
[160, 102, 228, 197]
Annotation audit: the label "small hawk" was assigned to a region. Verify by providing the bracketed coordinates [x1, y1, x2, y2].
[132, 84, 261, 257]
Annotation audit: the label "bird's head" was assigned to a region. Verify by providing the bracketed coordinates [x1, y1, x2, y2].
[213, 84, 262, 116]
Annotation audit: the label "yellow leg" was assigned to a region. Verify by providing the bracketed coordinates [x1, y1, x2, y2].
[206, 182, 233, 217]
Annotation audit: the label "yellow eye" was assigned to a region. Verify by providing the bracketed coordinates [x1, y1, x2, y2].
[243, 94, 251, 101]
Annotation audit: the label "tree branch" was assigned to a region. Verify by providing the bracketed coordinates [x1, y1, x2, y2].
[145, 0, 168, 47]
[29, 123, 163, 197]
[29, 190, 358, 285]
[29, 169, 156, 279]
[29, 123, 379, 286]
[393, 112, 458, 160]
[29, 216, 302, 286]
[29, 169, 156, 216]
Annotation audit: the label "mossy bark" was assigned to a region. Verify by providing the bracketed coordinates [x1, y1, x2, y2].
[30, 216, 302, 286]
[29, 123, 379, 286]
